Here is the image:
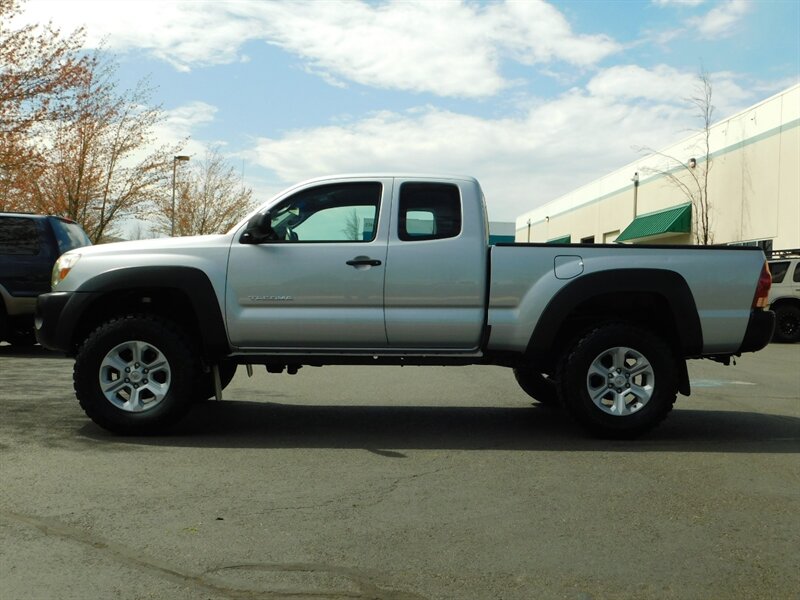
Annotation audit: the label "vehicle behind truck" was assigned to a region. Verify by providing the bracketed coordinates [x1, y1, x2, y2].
[766, 249, 800, 343]
[35, 175, 775, 438]
[1, 213, 90, 346]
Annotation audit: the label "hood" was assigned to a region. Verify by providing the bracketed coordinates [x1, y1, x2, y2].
[66, 234, 232, 257]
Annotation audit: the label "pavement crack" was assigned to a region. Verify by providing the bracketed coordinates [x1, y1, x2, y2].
[0, 508, 426, 600]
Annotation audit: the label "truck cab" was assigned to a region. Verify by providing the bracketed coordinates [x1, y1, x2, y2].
[229, 175, 488, 351]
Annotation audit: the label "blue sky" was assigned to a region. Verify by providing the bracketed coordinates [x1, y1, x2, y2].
[21, 0, 800, 222]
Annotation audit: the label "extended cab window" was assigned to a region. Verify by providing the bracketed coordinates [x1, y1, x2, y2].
[269, 182, 381, 242]
[398, 182, 461, 241]
[0, 216, 40, 255]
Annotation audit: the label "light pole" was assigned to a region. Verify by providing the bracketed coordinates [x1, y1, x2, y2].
[171, 155, 190, 236]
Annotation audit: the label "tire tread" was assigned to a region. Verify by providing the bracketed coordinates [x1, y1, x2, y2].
[556, 322, 678, 438]
[73, 313, 198, 434]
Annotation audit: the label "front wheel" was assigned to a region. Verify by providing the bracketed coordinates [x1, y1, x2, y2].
[74, 314, 200, 434]
[557, 323, 678, 438]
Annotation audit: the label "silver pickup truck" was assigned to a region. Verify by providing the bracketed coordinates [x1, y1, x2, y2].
[36, 175, 775, 438]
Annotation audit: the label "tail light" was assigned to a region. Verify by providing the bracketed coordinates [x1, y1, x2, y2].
[752, 261, 772, 309]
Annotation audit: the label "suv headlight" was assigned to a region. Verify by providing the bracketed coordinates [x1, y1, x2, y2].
[52, 253, 81, 288]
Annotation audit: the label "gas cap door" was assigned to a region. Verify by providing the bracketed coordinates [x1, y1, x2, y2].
[554, 255, 584, 280]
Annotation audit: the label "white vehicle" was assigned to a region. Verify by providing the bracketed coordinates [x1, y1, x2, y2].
[36, 175, 775, 438]
[767, 249, 800, 343]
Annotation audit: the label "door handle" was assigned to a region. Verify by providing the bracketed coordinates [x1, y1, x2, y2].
[346, 257, 382, 267]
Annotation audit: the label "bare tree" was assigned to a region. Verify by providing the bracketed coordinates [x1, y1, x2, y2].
[638, 71, 715, 245]
[152, 147, 253, 236]
[342, 209, 362, 240]
[26, 51, 182, 242]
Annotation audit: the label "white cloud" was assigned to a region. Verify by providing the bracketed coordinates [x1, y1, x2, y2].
[21, 1, 258, 72]
[146, 101, 219, 159]
[689, 0, 751, 38]
[586, 65, 752, 116]
[248, 66, 772, 221]
[161, 102, 217, 139]
[652, 0, 705, 6]
[22, 0, 620, 98]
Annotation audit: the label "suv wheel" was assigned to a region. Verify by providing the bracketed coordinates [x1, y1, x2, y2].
[772, 304, 800, 343]
[74, 314, 199, 434]
[7, 326, 37, 347]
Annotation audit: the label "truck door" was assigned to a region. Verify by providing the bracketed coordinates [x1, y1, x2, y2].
[384, 180, 487, 349]
[226, 179, 391, 348]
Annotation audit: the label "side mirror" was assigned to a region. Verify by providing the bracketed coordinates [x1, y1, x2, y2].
[240, 211, 274, 244]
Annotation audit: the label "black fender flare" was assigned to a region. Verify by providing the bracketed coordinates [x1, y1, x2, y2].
[62, 266, 229, 357]
[527, 268, 703, 358]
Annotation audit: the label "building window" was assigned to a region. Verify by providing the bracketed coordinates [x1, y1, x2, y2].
[729, 239, 774, 253]
[580, 235, 595, 244]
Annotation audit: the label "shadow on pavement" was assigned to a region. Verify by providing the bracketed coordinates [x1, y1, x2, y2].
[0, 344, 65, 359]
[78, 400, 800, 454]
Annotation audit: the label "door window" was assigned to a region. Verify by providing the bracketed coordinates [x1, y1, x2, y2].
[269, 182, 381, 242]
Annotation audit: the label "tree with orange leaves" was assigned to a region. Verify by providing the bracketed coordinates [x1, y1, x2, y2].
[29, 51, 183, 242]
[0, 0, 88, 210]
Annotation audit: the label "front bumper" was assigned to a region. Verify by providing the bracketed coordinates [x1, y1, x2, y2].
[35, 291, 76, 353]
[738, 309, 775, 353]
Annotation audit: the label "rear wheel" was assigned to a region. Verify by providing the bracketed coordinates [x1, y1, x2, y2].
[74, 314, 199, 434]
[772, 304, 800, 343]
[557, 323, 678, 438]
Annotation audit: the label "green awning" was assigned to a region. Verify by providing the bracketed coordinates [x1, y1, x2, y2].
[547, 235, 571, 244]
[616, 203, 692, 242]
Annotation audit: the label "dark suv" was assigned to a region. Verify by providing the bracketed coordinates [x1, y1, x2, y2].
[0, 213, 91, 345]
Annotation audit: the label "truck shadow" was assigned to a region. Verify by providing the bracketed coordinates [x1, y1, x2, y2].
[80, 400, 800, 454]
[0, 344, 64, 359]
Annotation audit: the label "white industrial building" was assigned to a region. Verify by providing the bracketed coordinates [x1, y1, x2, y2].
[516, 84, 799, 252]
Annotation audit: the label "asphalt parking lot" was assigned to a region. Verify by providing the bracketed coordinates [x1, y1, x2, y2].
[0, 343, 798, 600]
